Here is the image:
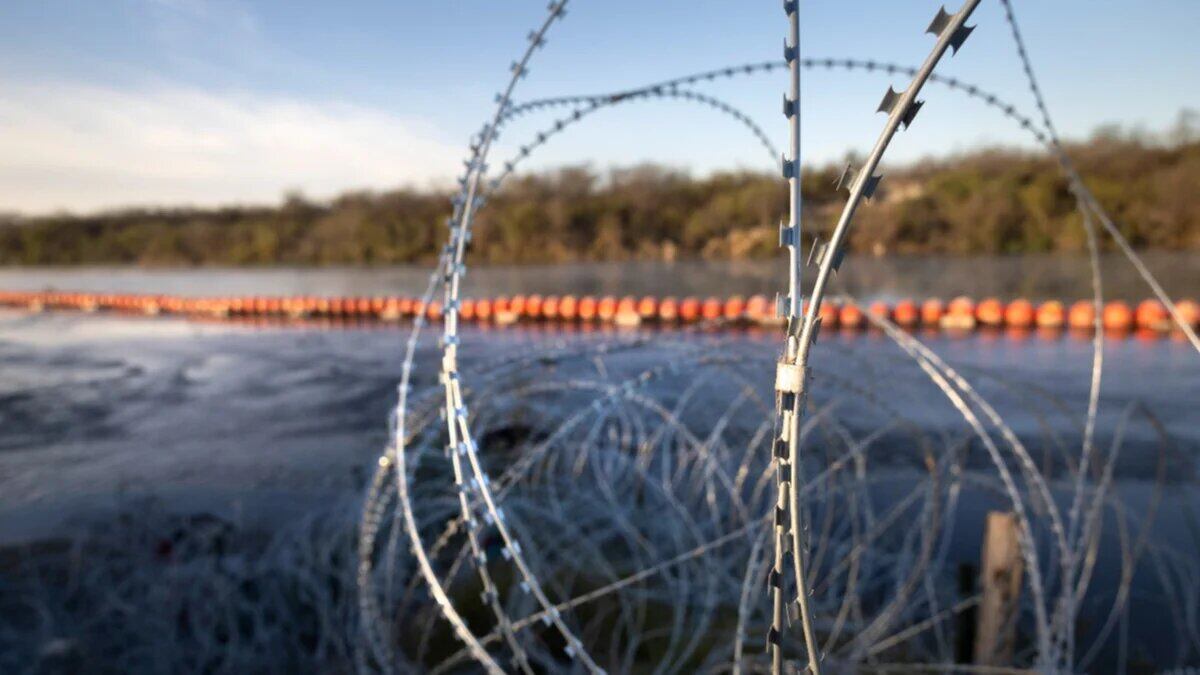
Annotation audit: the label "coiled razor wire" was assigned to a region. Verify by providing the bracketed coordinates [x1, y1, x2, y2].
[346, 1, 1200, 673]
[0, 2, 1197, 673]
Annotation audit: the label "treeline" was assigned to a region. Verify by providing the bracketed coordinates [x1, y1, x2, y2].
[1, 130, 1197, 266]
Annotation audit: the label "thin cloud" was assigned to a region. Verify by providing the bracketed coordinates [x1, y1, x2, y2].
[0, 79, 462, 215]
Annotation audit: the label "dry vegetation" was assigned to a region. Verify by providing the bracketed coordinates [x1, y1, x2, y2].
[2, 125, 1196, 265]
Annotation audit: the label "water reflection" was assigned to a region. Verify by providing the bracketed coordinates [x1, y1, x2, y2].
[0, 252, 1195, 301]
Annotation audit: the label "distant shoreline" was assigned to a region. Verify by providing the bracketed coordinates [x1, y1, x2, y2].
[0, 248, 1193, 269]
[3, 132, 1197, 266]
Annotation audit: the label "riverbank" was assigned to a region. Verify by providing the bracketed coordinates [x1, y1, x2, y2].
[3, 132, 1198, 266]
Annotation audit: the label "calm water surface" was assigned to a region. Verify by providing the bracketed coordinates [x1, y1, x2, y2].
[0, 252, 1195, 300]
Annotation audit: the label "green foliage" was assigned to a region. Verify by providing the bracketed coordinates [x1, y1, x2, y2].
[1, 135, 1196, 266]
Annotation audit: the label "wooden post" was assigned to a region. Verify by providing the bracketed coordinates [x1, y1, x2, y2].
[974, 511, 1023, 666]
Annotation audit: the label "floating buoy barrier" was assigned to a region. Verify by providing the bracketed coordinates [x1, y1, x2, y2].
[893, 299, 919, 327]
[1005, 299, 1035, 329]
[1135, 300, 1169, 332]
[921, 298, 944, 327]
[1036, 300, 1065, 329]
[839, 302, 865, 330]
[975, 298, 1005, 327]
[1102, 301, 1133, 333]
[818, 300, 839, 329]
[943, 296, 977, 331]
[1, 289, 1197, 340]
[1068, 300, 1095, 331]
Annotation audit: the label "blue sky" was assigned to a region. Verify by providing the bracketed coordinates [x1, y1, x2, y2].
[0, 0, 1196, 214]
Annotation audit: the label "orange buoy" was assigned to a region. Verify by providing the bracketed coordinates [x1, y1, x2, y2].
[525, 294, 544, 319]
[975, 298, 1004, 327]
[578, 296, 598, 321]
[459, 298, 476, 320]
[597, 296, 618, 322]
[715, 294, 744, 319]
[489, 296, 513, 325]
[867, 301, 891, 323]
[1134, 299, 1170, 332]
[1068, 301, 1095, 331]
[817, 300, 839, 328]
[1036, 300, 1065, 329]
[840, 303, 864, 330]
[659, 297, 679, 322]
[745, 295, 770, 323]
[614, 296, 640, 327]
[679, 297, 701, 323]
[559, 295, 578, 320]
[1005, 299, 1035, 329]
[637, 296, 657, 320]
[542, 295, 561, 320]
[943, 296, 976, 330]
[508, 295, 527, 317]
[920, 298, 944, 326]
[381, 297, 402, 320]
[723, 295, 746, 321]
[426, 300, 443, 320]
[893, 299, 918, 327]
[329, 297, 347, 317]
[947, 296, 974, 316]
[475, 298, 492, 320]
[1102, 301, 1133, 332]
[701, 296, 723, 321]
[1174, 299, 1200, 329]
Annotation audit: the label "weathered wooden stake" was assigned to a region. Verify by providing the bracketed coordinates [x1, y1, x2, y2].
[974, 511, 1023, 666]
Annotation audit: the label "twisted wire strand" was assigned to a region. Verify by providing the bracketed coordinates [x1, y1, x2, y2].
[345, 3, 1200, 673]
[778, 1, 985, 671]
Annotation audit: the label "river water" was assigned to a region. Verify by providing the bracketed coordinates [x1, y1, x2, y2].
[0, 257, 1197, 671]
[0, 252, 1196, 301]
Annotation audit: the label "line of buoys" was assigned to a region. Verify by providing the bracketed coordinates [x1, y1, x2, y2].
[2, 290, 1198, 339]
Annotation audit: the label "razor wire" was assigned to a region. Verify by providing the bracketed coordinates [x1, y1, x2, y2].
[769, 2, 822, 673]
[0, 3, 1197, 674]
[352, 328, 1195, 672]
[434, 2, 613, 671]
[349, 1, 1200, 673]
[501, 42, 1200, 671]
[775, 1, 984, 672]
